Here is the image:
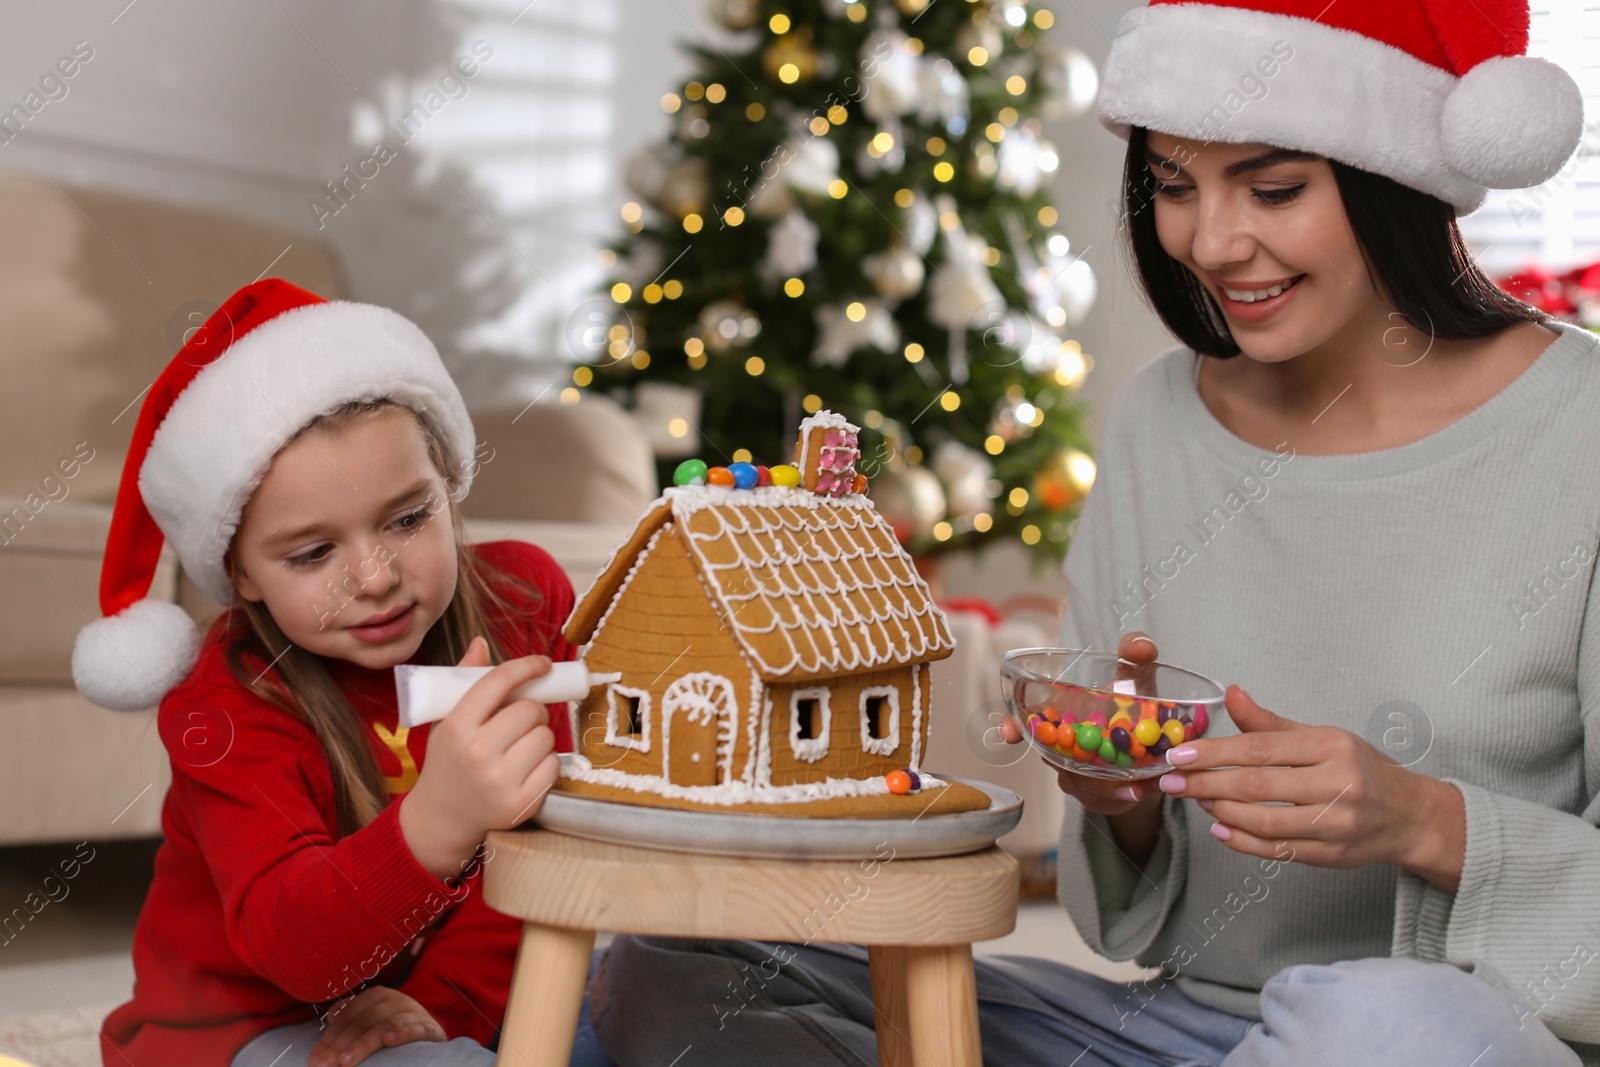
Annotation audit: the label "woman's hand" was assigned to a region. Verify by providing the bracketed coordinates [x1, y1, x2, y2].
[1158, 684, 1466, 892]
[310, 986, 446, 1067]
[399, 635, 561, 881]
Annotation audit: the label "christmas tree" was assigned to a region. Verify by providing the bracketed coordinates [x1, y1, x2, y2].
[580, 0, 1101, 566]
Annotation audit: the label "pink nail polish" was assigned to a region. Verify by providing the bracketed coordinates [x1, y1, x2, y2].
[1211, 822, 1232, 841]
[1113, 785, 1138, 802]
[1167, 745, 1197, 766]
[1159, 773, 1186, 794]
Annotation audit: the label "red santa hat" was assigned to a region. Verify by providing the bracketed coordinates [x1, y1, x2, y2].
[72, 278, 477, 711]
[1096, 0, 1585, 215]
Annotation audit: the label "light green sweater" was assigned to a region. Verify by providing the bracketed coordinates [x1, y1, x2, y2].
[1055, 320, 1600, 1061]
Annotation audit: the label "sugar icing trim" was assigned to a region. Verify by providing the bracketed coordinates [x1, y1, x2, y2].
[563, 754, 948, 805]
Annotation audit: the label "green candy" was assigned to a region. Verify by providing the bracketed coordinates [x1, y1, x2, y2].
[1097, 737, 1116, 761]
[1114, 750, 1134, 768]
[1075, 724, 1101, 750]
[674, 458, 709, 486]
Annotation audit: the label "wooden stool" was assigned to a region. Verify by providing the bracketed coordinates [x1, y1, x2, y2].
[482, 829, 1020, 1067]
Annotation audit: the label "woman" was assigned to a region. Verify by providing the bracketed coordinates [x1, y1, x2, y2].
[589, 1, 1598, 1063]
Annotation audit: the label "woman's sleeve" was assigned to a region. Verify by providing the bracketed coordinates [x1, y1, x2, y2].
[160, 688, 456, 1005]
[1053, 399, 1191, 962]
[1391, 549, 1600, 1046]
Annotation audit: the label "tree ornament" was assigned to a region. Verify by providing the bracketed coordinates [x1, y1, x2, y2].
[864, 245, 926, 300]
[996, 124, 1045, 196]
[900, 192, 938, 255]
[657, 157, 709, 218]
[869, 464, 947, 542]
[1032, 447, 1096, 512]
[924, 196, 1003, 383]
[778, 134, 840, 197]
[1039, 45, 1100, 120]
[698, 300, 761, 351]
[932, 441, 994, 517]
[813, 299, 899, 367]
[860, 29, 923, 121]
[707, 0, 760, 30]
[763, 210, 821, 282]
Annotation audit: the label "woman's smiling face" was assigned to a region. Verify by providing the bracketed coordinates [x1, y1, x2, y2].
[228, 405, 460, 670]
[1144, 131, 1381, 363]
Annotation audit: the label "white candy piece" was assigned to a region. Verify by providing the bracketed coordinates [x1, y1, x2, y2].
[395, 661, 621, 729]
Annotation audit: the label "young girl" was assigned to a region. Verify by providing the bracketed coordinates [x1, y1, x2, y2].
[584, 1, 1600, 1064]
[73, 279, 608, 1066]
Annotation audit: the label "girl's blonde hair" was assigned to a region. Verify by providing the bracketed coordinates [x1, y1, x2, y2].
[218, 399, 545, 837]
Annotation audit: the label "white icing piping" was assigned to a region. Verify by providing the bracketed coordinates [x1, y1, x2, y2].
[787, 686, 832, 763]
[910, 663, 924, 771]
[660, 672, 738, 783]
[745, 667, 762, 787]
[588, 524, 666, 649]
[562, 756, 948, 805]
[858, 685, 901, 757]
[672, 495, 953, 679]
[604, 684, 651, 752]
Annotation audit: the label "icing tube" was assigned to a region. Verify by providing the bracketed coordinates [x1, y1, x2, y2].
[395, 661, 622, 729]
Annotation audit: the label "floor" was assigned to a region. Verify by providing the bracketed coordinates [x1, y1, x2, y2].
[0, 838, 1146, 1067]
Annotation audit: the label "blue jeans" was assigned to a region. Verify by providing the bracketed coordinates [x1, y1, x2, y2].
[231, 952, 619, 1067]
[589, 936, 1581, 1067]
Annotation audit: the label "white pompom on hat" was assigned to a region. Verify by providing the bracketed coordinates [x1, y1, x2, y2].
[72, 278, 477, 711]
[1095, 0, 1584, 216]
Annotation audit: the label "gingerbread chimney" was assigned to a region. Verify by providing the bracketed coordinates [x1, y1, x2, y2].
[793, 410, 861, 496]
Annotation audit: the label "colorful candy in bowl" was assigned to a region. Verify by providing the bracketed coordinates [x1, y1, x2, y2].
[1000, 647, 1225, 780]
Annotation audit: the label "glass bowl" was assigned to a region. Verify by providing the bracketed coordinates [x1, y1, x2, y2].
[1000, 647, 1225, 780]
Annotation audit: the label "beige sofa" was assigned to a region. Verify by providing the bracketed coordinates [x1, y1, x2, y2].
[0, 171, 653, 847]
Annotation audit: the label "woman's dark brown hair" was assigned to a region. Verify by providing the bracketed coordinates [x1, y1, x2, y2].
[219, 399, 546, 837]
[1120, 124, 1549, 358]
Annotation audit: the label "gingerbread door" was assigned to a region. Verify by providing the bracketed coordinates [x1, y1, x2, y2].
[662, 672, 736, 786]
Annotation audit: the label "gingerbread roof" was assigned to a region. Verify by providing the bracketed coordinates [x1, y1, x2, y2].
[565, 486, 956, 684]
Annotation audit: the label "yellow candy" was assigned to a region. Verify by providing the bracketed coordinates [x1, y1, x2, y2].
[1133, 719, 1161, 747]
[770, 464, 801, 487]
[1112, 695, 1135, 716]
[1162, 719, 1186, 747]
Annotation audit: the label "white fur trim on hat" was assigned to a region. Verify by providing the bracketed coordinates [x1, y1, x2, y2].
[138, 300, 476, 606]
[1096, 5, 1580, 216]
[71, 598, 202, 711]
[1442, 56, 1584, 191]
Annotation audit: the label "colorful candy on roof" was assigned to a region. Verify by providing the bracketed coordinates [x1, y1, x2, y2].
[672, 409, 868, 497]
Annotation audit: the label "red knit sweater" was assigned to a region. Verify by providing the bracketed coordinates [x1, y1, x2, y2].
[101, 540, 577, 1067]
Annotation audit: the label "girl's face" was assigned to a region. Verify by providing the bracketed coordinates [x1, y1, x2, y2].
[1144, 131, 1383, 364]
[229, 407, 460, 670]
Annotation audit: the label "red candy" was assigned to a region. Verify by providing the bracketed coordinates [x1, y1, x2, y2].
[756, 465, 772, 487]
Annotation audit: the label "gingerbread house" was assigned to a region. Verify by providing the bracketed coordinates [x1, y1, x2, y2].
[558, 412, 959, 808]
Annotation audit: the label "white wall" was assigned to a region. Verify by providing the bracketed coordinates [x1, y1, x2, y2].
[0, 0, 622, 409]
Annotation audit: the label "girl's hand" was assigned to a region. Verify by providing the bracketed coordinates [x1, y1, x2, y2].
[997, 631, 1165, 816]
[1158, 684, 1465, 891]
[310, 986, 446, 1067]
[399, 635, 562, 881]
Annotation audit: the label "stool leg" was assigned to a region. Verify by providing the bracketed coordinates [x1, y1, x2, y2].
[901, 943, 981, 1067]
[495, 922, 596, 1067]
[868, 945, 913, 1067]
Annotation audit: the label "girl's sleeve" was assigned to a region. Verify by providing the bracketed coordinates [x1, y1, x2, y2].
[1391, 551, 1600, 1047]
[398, 850, 521, 1044]
[1053, 398, 1191, 962]
[160, 689, 459, 1006]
